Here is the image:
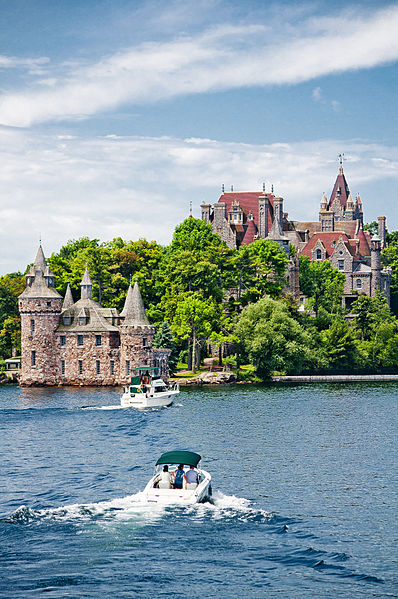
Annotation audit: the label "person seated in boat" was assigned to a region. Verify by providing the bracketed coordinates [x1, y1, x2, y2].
[184, 465, 199, 489]
[157, 465, 173, 489]
[173, 464, 185, 489]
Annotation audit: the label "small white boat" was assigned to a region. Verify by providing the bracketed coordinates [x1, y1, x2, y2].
[144, 451, 212, 505]
[121, 367, 179, 409]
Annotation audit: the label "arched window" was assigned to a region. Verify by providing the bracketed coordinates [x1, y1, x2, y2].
[316, 249, 322, 260]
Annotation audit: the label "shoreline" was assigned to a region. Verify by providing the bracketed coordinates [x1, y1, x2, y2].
[272, 374, 398, 383]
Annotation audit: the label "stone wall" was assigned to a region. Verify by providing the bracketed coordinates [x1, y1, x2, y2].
[55, 331, 121, 385]
[19, 297, 62, 385]
[119, 325, 155, 385]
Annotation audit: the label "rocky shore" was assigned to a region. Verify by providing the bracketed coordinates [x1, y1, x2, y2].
[170, 371, 238, 386]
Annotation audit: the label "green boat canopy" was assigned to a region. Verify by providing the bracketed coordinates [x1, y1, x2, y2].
[155, 451, 201, 467]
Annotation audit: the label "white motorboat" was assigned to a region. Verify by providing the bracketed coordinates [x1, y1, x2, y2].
[121, 366, 179, 409]
[144, 451, 212, 505]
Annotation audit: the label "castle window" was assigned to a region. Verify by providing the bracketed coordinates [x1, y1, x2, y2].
[78, 335, 83, 346]
[96, 335, 102, 346]
[338, 260, 344, 271]
[60, 336, 66, 346]
[61, 360, 65, 375]
[126, 360, 130, 376]
[356, 279, 362, 289]
[143, 337, 147, 347]
[110, 360, 114, 375]
[30, 319, 35, 334]
[31, 351, 36, 366]
[78, 360, 83, 374]
[96, 360, 100, 374]
[315, 249, 322, 260]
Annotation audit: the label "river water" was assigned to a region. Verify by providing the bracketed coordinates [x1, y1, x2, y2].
[1, 382, 397, 598]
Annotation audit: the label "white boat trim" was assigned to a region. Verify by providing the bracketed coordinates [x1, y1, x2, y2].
[120, 368, 179, 409]
[144, 465, 212, 505]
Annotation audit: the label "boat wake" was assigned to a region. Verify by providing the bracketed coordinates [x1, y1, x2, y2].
[80, 405, 125, 410]
[4, 491, 269, 527]
[189, 491, 272, 523]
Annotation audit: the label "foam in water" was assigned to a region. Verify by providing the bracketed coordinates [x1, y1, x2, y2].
[80, 405, 124, 410]
[6, 490, 270, 526]
[189, 491, 271, 522]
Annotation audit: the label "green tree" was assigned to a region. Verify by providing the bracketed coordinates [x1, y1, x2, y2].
[320, 318, 359, 371]
[0, 283, 20, 359]
[237, 296, 313, 379]
[232, 239, 288, 305]
[169, 292, 219, 372]
[153, 321, 179, 375]
[382, 242, 398, 315]
[162, 218, 231, 302]
[364, 221, 378, 236]
[299, 256, 345, 316]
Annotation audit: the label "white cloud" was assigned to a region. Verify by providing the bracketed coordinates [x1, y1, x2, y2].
[312, 87, 322, 102]
[1, 5, 398, 126]
[0, 55, 49, 74]
[1, 130, 398, 273]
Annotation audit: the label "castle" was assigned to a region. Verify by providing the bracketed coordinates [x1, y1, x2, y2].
[18, 246, 169, 386]
[201, 165, 391, 306]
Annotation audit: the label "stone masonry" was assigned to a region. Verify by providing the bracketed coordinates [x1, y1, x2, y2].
[19, 246, 170, 386]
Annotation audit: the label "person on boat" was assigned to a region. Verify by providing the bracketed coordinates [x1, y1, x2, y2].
[184, 465, 199, 489]
[173, 464, 185, 489]
[158, 465, 172, 489]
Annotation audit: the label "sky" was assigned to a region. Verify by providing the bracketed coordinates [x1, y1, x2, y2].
[1, 0, 398, 274]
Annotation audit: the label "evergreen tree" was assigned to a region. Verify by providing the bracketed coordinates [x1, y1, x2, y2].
[153, 321, 178, 375]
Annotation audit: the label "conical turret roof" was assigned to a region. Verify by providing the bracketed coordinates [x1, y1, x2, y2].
[80, 267, 92, 286]
[34, 244, 47, 271]
[120, 282, 151, 327]
[328, 166, 350, 210]
[62, 284, 74, 310]
[19, 245, 61, 299]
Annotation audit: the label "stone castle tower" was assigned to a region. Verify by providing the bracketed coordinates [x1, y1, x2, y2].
[18, 246, 168, 386]
[19, 246, 62, 385]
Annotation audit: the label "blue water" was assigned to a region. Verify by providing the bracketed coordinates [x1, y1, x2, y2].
[1, 383, 397, 598]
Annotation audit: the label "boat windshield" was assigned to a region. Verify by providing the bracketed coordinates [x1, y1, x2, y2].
[130, 367, 161, 385]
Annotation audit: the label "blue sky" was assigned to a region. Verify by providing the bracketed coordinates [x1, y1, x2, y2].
[1, 0, 398, 273]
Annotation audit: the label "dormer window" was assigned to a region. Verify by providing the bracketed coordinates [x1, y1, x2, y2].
[316, 249, 322, 260]
[63, 316, 72, 326]
[77, 308, 89, 326]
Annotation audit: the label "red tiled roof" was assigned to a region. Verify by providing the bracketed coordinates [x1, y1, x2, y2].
[218, 192, 275, 231]
[300, 232, 350, 258]
[241, 219, 258, 245]
[328, 168, 350, 210]
[355, 227, 371, 257]
[300, 229, 371, 259]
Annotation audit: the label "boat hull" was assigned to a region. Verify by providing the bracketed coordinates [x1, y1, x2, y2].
[144, 469, 212, 505]
[120, 388, 179, 409]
